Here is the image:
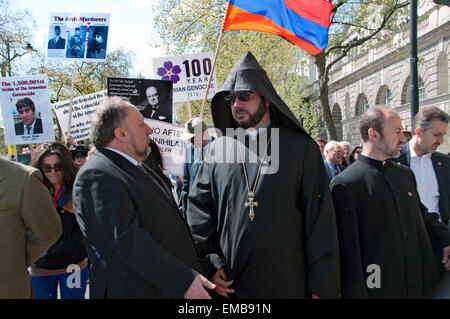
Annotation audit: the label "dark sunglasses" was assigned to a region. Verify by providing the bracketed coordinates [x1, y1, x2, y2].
[41, 163, 63, 173]
[224, 91, 254, 105]
[74, 153, 87, 159]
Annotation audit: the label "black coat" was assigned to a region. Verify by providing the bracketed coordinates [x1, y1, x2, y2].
[187, 52, 340, 298]
[14, 118, 43, 135]
[330, 155, 450, 298]
[395, 143, 450, 225]
[73, 148, 202, 298]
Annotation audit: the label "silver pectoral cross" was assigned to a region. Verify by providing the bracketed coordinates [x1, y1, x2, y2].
[244, 192, 258, 222]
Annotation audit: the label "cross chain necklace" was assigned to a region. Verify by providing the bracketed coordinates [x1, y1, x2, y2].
[238, 133, 272, 222]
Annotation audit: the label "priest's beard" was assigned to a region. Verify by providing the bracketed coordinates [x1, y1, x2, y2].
[232, 100, 268, 129]
[377, 138, 402, 158]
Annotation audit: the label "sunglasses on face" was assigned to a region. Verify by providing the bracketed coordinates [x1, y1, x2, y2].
[41, 163, 63, 173]
[74, 153, 87, 159]
[224, 91, 254, 105]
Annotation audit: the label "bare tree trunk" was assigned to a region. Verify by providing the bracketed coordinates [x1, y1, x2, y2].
[314, 52, 337, 141]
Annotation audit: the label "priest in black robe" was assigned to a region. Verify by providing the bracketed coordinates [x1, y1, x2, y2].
[187, 52, 340, 299]
[330, 105, 450, 298]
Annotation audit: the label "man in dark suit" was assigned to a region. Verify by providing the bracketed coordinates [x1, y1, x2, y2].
[139, 85, 172, 123]
[72, 96, 215, 298]
[14, 98, 43, 135]
[395, 107, 449, 275]
[48, 26, 66, 49]
[323, 140, 343, 182]
[395, 107, 449, 226]
[331, 105, 450, 298]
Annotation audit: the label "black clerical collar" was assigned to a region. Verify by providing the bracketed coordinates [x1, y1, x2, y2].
[357, 154, 386, 167]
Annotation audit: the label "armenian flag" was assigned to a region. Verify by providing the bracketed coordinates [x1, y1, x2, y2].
[222, 0, 333, 55]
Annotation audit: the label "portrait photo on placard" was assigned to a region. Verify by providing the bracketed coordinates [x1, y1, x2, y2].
[135, 79, 173, 123]
[48, 24, 67, 50]
[86, 26, 108, 59]
[66, 26, 87, 59]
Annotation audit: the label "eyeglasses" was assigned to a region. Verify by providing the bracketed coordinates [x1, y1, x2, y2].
[41, 163, 63, 173]
[224, 91, 254, 105]
[74, 153, 87, 159]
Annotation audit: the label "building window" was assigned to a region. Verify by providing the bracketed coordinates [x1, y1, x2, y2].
[355, 94, 369, 116]
[418, 77, 426, 101]
[384, 89, 394, 107]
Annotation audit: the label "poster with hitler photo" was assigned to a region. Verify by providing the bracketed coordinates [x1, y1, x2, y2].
[47, 12, 110, 61]
[0, 75, 55, 145]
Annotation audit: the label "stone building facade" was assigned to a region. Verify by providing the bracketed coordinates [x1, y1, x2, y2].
[310, 2, 450, 154]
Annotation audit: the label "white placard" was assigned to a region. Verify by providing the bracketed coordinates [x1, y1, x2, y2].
[145, 119, 189, 176]
[52, 90, 107, 142]
[47, 12, 110, 61]
[0, 75, 55, 146]
[152, 52, 218, 103]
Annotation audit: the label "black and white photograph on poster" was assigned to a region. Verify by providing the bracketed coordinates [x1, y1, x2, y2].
[47, 24, 67, 58]
[86, 26, 108, 59]
[0, 75, 55, 146]
[66, 26, 87, 59]
[47, 13, 110, 61]
[107, 77, 173, 123]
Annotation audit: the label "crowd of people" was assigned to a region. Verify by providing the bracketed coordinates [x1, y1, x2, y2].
[1, 51, 449, 300]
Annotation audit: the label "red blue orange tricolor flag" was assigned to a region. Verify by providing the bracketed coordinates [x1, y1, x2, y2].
[221, 0, 333, 55]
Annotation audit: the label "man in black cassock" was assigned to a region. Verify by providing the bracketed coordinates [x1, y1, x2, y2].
[187, 52, 340, 298]
[330, 105, 450, 298]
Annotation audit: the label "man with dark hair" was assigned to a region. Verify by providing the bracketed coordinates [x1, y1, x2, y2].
[68, 27, 83, 58]
[315, 137, 326, 159]
[396, 106, 449, 225]
[86, 27, 106, 59]
[331, 105, 450, 298]
[72, 96, 214, 298]
[187, 52, 340, 298]
[14, 98, 43, 135]
[48, 25, 65, 49]
[395, 107, 450, 274]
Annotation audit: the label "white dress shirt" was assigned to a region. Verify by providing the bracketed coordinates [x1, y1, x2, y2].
[409, 140, 441, 220]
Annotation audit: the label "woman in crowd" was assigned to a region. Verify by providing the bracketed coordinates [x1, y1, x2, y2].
[350, 145, 363, 164]
[30, 142, 88, 299]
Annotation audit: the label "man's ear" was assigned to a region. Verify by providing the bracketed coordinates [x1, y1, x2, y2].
[114, 127, 127, 142]
[368, 128, 378, 140]
[415, 126, 422, 138]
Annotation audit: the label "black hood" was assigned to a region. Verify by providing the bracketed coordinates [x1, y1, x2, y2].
[211, 51, 309, 137]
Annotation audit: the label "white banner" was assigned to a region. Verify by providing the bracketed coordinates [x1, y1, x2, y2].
[47, 12, 110, 61]
[145, 119, 188, 176]
[152, 52, 217, 103]
[0, 75, 55, 146]
[52, 90, 107, 142]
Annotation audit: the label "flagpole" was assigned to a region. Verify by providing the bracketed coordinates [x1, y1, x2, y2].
[67, 61, 77, 140]
[199, 30, 224, 119]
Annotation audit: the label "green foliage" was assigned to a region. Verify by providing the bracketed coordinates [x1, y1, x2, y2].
[0, 9, 36, 77]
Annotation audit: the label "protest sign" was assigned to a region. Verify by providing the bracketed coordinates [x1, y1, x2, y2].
[145, 119, 187, 176]
[47, 12, 110, 61]
[107, 77, 173, 124]
[0, 75, 55, 145]
[152, 52, 217, 103]
[52, 90, 107, 142]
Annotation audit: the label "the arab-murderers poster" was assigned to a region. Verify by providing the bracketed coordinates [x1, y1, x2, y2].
[0, 75, 55, 145]
[146, 119, 187, 176]
[52, 90, 107, 143]
[107, 77, 173, 123]
[47, 12, 110, 61]
[152, 52, 218, 103]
